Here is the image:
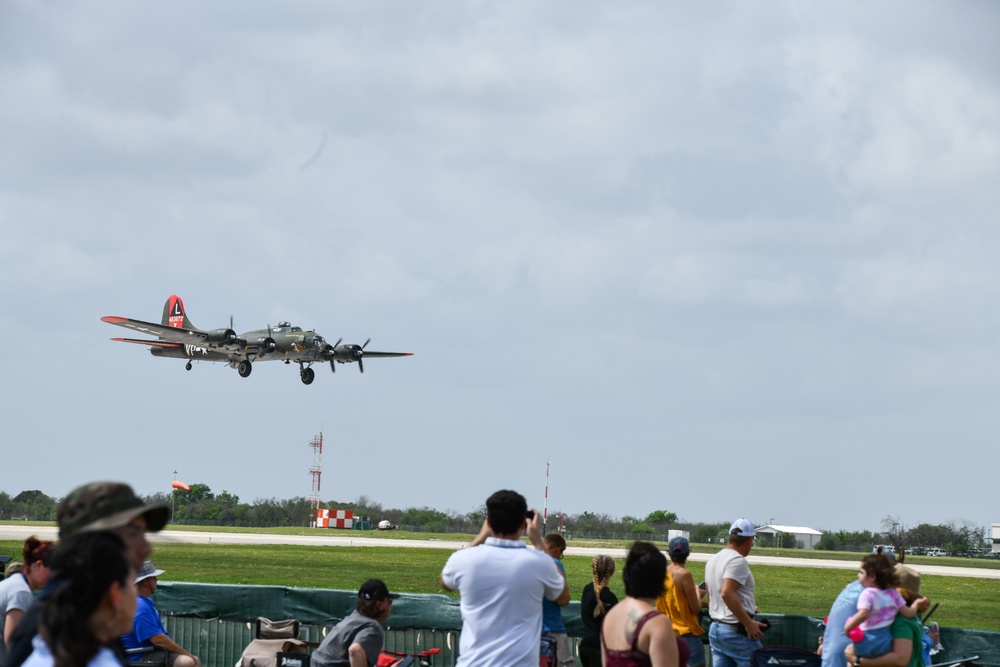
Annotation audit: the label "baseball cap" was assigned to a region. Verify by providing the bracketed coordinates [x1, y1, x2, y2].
[57, 481, 170, 539]
[668, 536, 690, 556]
[358, 579, 399, 601]
[135, 560, 165, 584]
[729, 518, 756, 537]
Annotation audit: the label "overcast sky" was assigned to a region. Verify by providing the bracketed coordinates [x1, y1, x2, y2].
[2, 1, 997, 533]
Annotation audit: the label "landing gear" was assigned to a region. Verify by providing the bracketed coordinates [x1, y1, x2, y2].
[238, 360, 252, 378]
[185, 361, 192, 371]
[300, 366, 315, 385]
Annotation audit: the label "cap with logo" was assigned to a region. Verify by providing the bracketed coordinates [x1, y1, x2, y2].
[358, 579, 399, 601]
[668, 536, 690, 556]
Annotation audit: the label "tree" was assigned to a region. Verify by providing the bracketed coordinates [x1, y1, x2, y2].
[0, 491, 12, 519]
[628, 521, 655, 536]
[12, 490, 57, 520]
[398, 507, 451, 530]
[353, 495, 383, 522]
[689, 523, 729, 545]
[566, 511, 619, 537]
[880, 515, 907, 551]
[907, 523, 952, 548]
[465, 504, 486, 527]
[645, 510, 678, 526]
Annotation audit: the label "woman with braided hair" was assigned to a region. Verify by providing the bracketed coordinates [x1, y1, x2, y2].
[579, 555, 619, 667]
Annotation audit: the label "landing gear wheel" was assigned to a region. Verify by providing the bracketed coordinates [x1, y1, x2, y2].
[185, 361, 192, 371]
[300, 367, 315, 385]
[238, 360, 253, 378]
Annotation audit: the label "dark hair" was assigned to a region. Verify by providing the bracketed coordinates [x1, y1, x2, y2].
[728, 534, 753, 548]
[41, 532, 130, 667]
[544, 534, 567, 550]
[23, 535, 55, 567]
[861, 554, 898, 590]
[486, 490, 527, 536]
[355, 598, 382, 617]
[621, 541, 666, 599]
[669, 549, 688, 565]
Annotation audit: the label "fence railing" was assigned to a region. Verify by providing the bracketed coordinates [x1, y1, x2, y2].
[156, 582, 1000, 667]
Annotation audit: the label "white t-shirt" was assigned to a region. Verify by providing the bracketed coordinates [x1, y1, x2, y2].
[441, 537, 565, 667]
[705, 548, 755, 624]
[0, 574, 32, 642]
[23, 634, 122, 667]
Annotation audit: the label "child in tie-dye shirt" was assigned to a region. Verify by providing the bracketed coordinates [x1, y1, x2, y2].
[844, 554, 927, 658]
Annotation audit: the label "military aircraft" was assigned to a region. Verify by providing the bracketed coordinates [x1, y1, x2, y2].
[101, 295, 412, 385]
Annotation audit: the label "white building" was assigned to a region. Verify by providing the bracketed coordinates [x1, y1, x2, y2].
[991, 524, 1000, 554]
[756, 524, 823, 550]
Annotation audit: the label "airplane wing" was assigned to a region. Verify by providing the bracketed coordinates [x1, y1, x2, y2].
[109, 337, 183, 349]
[352, 351, 413, 358]
[101, 316, 240, 349]
[101, 316, 208, 344]
[327, 340, 413, 373]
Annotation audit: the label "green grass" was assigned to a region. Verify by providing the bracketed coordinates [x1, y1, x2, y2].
[4, 534, 998, 633]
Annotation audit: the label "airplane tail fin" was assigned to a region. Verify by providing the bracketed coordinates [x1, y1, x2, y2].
[161, 295, 199, 331]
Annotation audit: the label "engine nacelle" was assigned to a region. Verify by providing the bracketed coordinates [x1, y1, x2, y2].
[331, 344, 362, 362]
[205, 328, 237, 345]
[256, 336, 277, 355]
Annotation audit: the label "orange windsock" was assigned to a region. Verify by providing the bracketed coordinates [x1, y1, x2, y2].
[171, 480, 191, 491]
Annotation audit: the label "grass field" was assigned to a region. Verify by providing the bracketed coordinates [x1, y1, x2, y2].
[3, 532, 997, 632]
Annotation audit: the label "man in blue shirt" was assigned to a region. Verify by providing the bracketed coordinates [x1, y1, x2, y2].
[122, 562, 201, 667]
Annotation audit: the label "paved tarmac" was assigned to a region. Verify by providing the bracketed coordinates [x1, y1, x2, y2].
[2, 525, 998, 580]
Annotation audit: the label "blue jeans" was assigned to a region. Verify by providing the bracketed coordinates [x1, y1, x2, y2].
[855, 627, 892, 658]
[709, 622, 762, 667]
[680, 633, 707, 667]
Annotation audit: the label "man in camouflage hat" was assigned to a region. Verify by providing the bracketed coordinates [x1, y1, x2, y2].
[2, 482, 169, 667]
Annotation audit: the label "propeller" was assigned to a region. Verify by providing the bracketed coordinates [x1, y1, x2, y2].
[326, 338, 372, 373]
[357, 338, 370, 374]
[328, 338, 342, 373]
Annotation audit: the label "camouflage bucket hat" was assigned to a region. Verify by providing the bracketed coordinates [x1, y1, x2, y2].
[58, 481, 170, 538]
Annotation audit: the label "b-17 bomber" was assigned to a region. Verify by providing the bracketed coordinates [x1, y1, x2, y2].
[101, 295, 412, 385]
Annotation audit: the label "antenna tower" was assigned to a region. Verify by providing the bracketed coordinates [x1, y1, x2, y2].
[309, 433, 323, 511]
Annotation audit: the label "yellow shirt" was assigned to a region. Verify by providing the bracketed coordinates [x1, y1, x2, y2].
[656, 565, 705, 637]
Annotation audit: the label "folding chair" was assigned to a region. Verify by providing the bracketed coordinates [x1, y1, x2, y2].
[123, 646, 170, 665]
[238, 617, 311, 667]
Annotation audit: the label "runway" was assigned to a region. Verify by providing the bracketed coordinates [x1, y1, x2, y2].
[2, 525, 998, 580]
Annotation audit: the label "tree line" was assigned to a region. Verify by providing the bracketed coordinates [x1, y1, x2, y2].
[0, 486, 993, 556]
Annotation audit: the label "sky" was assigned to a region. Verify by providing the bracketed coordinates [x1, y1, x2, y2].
[1, 1, 998, 534]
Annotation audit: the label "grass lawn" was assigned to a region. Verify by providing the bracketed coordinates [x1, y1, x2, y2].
[3, 533, 998, 632]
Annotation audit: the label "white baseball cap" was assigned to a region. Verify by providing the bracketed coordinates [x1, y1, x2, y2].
[729, 518, 756, 537]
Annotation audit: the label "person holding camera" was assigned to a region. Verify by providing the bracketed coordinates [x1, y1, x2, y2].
[440, 489, 569, 667]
